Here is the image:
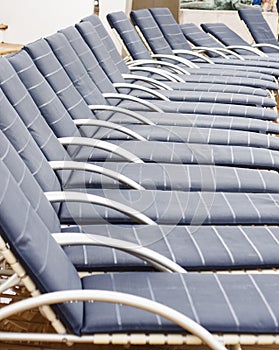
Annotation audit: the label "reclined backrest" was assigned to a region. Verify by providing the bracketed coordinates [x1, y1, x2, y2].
[180, 23, 225, 57]
[45, 31, 116, 112]
[6, 50, 105, 159]
[23, 39, 95, 120]
[59, 25, 120, 96]
[0, 58, 65, 208]
[0, 117, 61, 233]
[106, 11, 152, 61]
[201, 22, 254, 55]
[82, 13, 133, 74]
[130, 8, 175, 55]
[238, 8, 279, 53]
[3, 52, 89, 164]
[0, 145, 83, 334]
[75, 21, 130, 96]
[148, 7, 193, 51]
[0, 55, 77, 148]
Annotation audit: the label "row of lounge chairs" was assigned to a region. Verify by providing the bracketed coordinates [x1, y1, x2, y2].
[0, 6, 279, 350]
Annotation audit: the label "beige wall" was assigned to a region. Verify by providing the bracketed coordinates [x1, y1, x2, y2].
[0, 0, 93, 44]
[180, 9, 278, 43]
[132, 0, 180, 21]
[99, 0, 133, 52]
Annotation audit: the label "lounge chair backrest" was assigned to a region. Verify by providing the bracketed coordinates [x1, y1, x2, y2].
[58, 25, 120, 96]
[0, 58, 65, 205]
[0, 150, 83, 334]
[106, 11, 152, 61]
[46, 31, 124, 126]
[46, 32, 107, 106]
[238, 8, 279, 53]
[75, 21, 131, 100]
[180, 23, 224, 57]
[1, 55, 75, 157]
[24, 39, 94, 120]
[148, 7, 193, 51]
[0, 124, 61, 233]
[75, 22, 126, 87]
[4, 51, 87, 167]
[201, 22, 251, 55]
[7, 49, 99, 162]
[130, 8, 174, 55]
[82, 13, 132, 74]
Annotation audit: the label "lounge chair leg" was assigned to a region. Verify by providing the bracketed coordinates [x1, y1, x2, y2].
[228, 345, 242, 350]
[0, 273, 20, 293]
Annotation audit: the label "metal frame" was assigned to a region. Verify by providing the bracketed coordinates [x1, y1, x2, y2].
[113, 82, 170, 101]
[87, 104, 155, 125]
[0, 290, 227, 350]
[58, 136, 144, 163]
[172, 49, 214, 64]
[73, 119, 147, 141]
[45, 191, 157, 225]
[227, 45, 269, 57]
[102, 92, 164, 112]
[128, 58, 191, 75]
[49, 160, 145, 190]
[53, 232, 185, 272]
[122, 73, 173, 90]
[128, 65, 186, 82]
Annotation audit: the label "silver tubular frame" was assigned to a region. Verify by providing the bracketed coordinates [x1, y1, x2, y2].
[49, 160, 145, 190]
[88, 104, 155, 124]
[73, 119, 147, 141]
[58, 136, 144, 163]
[45, 191, 157, 225]
[53, 232, 186, 272]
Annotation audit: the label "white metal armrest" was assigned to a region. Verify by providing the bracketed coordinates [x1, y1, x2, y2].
[58, 136, 143, 164]
[49, 160, 144, 190]
[152, 53, 199, 68]
[53, 232, 185, 272]
[128, 66, 186, 82]
[252, 43, 279, 53]
[128, 58, 190, 75]
[204, 47, 244, 60]
[227, 45, 268, 56]
[113, 82, 170, 101]
[172, 49, 214, 64]
[0, 274, 21, 294]
[73, 119, 146, 141]
[88, 105, 155, 125]
[0, 290, 227, 350]
[192, 46, 230, 59]
[45, 191, 157, 226]
[102, 93, 164, 113]
[122, 73, 173, 90]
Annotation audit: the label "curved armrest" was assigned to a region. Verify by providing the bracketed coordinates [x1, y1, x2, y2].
[192, 46, 230, 59]
[73, 119, 146, 141]
[53, 232, 185, 272]
[205, 47, 244, 60]
[227, 45, 268, 56]
[152, 53, 199, 68]
[88, 105, 155, 125]
[45, 191, 157, 225]
[102, 93, 164, 113]
[252, 43, 279, 53]
[122, 73, 173, 90]
[128, 58, 190, 75]
[172, 49, 214, 64]
[113, 82, 170, 101]
[49, 160, 144, 190]
[58, 136, 144, 164]
[0, 291, 227, 350]
[128, 66, 186, 82]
